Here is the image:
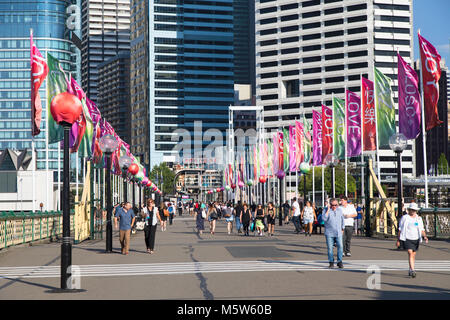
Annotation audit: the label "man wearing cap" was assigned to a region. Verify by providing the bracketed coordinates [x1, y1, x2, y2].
[397, 202, 428, 278]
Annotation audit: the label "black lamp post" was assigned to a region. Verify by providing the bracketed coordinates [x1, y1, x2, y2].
[389, 133, 407, 221]
[119, 155, 132, 203]
[99, 134, 119, 253]
[50, 92, 82, 290]
[276, 171, 285, 226]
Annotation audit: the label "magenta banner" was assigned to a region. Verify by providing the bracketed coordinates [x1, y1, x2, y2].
[289, 125, 296, 172]
[398, 53, 421, 140]
[312, 110, 322, 165]
[346, 90, 362, 157]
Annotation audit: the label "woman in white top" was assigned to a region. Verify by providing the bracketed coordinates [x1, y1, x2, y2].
[142, 199, 161, 254]
[301, 201, 316, 237]
[397, 202, 428, 278]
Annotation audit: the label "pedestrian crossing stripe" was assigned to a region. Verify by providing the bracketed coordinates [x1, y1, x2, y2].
[0, 260, 450, 279]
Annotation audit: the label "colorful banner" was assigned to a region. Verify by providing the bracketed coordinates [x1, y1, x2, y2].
[398, 53, 421, 140]
[283, 127, 289, 172]
[322, 104, 333, 162]
[267, 138, 273, 177]
[46, 53, 68, 144]
[418, 33, 443, 131]
[312, 110, 322, 166]
[361, 77, 377, 151]
[303, 116, 312, 164]
[289, 126, 296, 172]
[272, 132, 279, 175]
[346, 90, 362, 157]
[295, 121, 304, 168]
[30, 30, 48, 136]
[333, 97, 346, 160]
[374, 66, 396, 147]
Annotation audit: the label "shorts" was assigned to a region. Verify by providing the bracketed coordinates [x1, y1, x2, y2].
[267, 216, 275, 225]
[303, 217, 314, 224]
[403, 239, 420, 252]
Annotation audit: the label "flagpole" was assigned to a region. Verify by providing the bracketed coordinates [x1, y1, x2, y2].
[418, 30, 429, 208]
[373, 63, 382, 183]
[360, 73, 365, 203]
[312, 165, 315, 204]
[345, 86, 348, 197]
[57, 141, 61, 211]
[32, 138, 36, 212]
[321, 100, 325, 206]
[332, 93, 336, 198]
[45, 52, 50, 211]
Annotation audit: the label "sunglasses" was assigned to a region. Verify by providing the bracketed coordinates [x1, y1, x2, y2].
[331, 204, 338, 207]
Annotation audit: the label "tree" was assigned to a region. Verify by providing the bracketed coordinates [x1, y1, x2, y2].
[148, 163, 175, 195]
[438, 153, 448, 175]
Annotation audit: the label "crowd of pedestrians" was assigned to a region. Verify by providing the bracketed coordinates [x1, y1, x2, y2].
[111, 195, 427, 278]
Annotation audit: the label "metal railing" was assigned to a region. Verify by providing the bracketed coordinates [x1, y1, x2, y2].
[0, 210, 74, 249]
[419, 208, 450, 239]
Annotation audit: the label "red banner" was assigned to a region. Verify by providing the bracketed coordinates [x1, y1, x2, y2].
[418, 33, 443, 131]
[361, 77, 376, 151]
[321, 104, 333, 162]
[30, 30, 49, 136]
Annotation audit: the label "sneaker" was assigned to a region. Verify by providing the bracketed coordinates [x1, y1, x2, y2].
[337, 262, 344, 269]
[347, 253, 351, 257]
[328, 262, 334, 269]
[411, 270, 416, 278]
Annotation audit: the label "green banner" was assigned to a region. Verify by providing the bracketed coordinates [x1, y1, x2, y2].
[46, 53, 67, 144]
[78, 99, 94, 158]
[333, 96, 346, 160]
[267, 139, 273, 176]
[374, 67, 396, 147]
[283, 127, 289, 172]
[303, 116, 312, 163]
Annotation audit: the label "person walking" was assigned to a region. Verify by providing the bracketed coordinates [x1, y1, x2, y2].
[240, 203, 251, 236]
[114, 202, 135, 255]
[167, 202, 175, 225]
[266, 202, 276, 236]
[224, 204, 234, 235]
[159, 203, 168, 231]
[397, 202, 428, 278]
[254, 204, 265, 236]
[234, 201, 243, 234]
[323, 198, 345, 269]
[194, 202, 206, 235]
[291, 197, 302, 234]
[301, 201, 317, 237]
[207, 203, 218, 235]
[355, 203, 363, 235]
[340, 196, 357, 257]
[142, 199, 161, 254]
[282, 201, 291, 224]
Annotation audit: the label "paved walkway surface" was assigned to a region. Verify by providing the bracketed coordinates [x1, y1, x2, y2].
[1, 216, 449, 300]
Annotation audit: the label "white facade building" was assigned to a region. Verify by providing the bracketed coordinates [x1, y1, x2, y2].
[256, 0, 415, 183]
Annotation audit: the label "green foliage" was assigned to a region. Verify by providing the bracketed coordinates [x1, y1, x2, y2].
[438, 153, 448, 175]
[148, 162, 175, 195]
[297, 164, 356, 198]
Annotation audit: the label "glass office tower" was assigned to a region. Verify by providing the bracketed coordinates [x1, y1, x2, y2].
[130, 0, 234, 170]
[0, 0, 76, 171]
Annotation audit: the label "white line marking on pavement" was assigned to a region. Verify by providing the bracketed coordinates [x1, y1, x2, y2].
[1, 260, 449, 279]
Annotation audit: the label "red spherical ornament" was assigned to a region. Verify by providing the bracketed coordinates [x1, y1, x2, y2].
[50, 92, 83, 125]
[259, 176, 267, 184]
[128, 163, 139, 175]
[231, 183, 236, 190]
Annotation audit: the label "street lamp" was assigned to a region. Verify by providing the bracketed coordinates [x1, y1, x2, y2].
[389, 133, 407, 220]
[99, 134, 119, 253]
[50, 92, 82, 290]
[324, 154, 339, 199]
[276, 170, 285, 226]
[119, 155, 132, 203]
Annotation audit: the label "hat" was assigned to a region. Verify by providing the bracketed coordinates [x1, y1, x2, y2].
[407, 202, 420, 211]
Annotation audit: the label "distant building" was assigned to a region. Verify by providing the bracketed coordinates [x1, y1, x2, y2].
[415, 61, 449, 176]
[97, 51, 132, 144]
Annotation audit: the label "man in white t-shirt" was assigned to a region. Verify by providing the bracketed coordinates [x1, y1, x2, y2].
[291, 198, 302, 234]
[340, 196, 357, 256]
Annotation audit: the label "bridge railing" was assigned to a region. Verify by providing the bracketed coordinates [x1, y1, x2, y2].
[419, 208, 450, 239]
[0, 210, 74, 249]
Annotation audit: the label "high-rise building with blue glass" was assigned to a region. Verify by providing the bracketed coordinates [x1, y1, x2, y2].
[130, 0, 234, 170]
[0, 0, 77, 171]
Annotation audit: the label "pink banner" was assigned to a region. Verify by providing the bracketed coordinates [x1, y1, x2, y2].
[322, 104, 333, 162]
[295, 121, 304, 169]
[289, 125, 296, 172]
[312, 111, 322, 165]
[346, 90, 362, 157]
[361, 77, 376, 151]
[398, 53, 421, 140]
[273, 132, 279, 174]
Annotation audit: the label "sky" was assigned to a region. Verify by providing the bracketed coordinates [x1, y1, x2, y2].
[413, 0, 450, 66]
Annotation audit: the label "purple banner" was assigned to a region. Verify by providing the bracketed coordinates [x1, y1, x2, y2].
[346, 90, 362, 157]
[289, 125, 296, 172]
[398, 53, 421, 139]
[312, 110, 322, 165]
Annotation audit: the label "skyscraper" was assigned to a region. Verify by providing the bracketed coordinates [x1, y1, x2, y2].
[81, 0, 131, 103]
[255, 0, 415, 181]
[0, 0, 76, 170]
[130, 0, 234, 170]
